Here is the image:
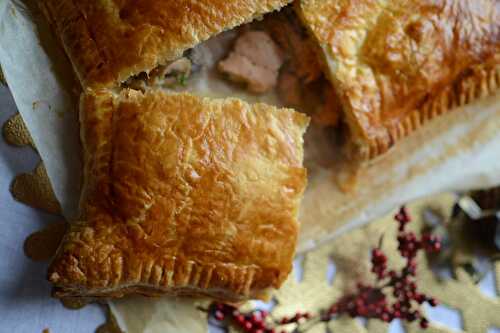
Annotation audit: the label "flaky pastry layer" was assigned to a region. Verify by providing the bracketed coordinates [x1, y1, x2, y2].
[297, 0, 500, 159]
[48, 90, 309, 300]
[39, 0, 292, 88]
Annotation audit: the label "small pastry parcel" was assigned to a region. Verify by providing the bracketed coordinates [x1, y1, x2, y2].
[48, 90, 309, 300]
[297, 0, 500, 159]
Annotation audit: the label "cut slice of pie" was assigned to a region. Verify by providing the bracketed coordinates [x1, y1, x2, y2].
[297, 0, 500, 159]
[48, 89, 309, 300]
[39, 0, 293, 89]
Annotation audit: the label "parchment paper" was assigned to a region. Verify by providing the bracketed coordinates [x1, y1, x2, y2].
[1, 0, 500, 331]
[0, 0, 81, 219]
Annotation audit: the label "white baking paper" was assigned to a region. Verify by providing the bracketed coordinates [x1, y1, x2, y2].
[1, 0, 500, 332]
[0, 0, 81, 219]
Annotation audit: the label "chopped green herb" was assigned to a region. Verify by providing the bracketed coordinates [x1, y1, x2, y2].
[177, 73, 188, 87]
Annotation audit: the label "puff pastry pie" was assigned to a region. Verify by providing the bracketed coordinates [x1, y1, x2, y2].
[39, 0, 292, 88]
[297, 0, 500, 158]
[48, 90, 309, 300]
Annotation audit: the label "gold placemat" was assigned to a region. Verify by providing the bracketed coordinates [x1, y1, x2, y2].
[2, 113, 34, 148]
[262, 195, 500, 333]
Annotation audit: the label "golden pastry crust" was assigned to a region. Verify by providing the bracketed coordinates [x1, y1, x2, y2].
[48, 90, 309, 300]
[297, 0, 500, 159]
[39, 0, 292, 89]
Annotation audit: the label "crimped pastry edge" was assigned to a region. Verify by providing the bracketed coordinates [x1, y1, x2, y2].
[294, 2, 500, 161]
[49, 252, 270, 302]
[38, 0, 111, 89]
[352, 62, 500, 160]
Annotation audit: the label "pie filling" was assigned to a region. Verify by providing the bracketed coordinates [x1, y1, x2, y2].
[122, 6, 344, 174]
[122, 6, 341, 129]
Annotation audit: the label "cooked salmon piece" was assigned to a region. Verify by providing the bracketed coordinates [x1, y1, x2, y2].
[263, 10, 322, 83]
[278, 71, 302, 107]
[218, 31, 285, 93]
[313, 86, 341, 127]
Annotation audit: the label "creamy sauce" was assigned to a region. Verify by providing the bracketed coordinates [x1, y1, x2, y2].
[122, 9, 331, 114]
[127, 29, 284, 107]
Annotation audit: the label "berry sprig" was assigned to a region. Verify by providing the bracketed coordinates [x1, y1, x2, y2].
[326, 207, 441, 329]
[209, 206, 441, 332]
[208, 303, 312, 333]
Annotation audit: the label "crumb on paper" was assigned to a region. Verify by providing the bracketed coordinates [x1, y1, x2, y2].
[0, 66, 5, 86]
[32, 100, 52, 111]
[32, 100, 65, 118]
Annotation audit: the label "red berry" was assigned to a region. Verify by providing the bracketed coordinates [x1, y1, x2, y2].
[244, 321, 252, 331]
[395, 207, 411, 224]
[407, 312, 417, 322]
[236, 315, 245, 324]
[414, 294, 425, 304]
[402, 207, 411, 219]
[372, 249, 384, 259]
[420, 318, 429, 329]
[428, 298, 438, 307]
[253, 319, 264, 328]
[215, 310, 225, 321]
[251, 313, 260, 321]
[381, 312, 391, 322]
